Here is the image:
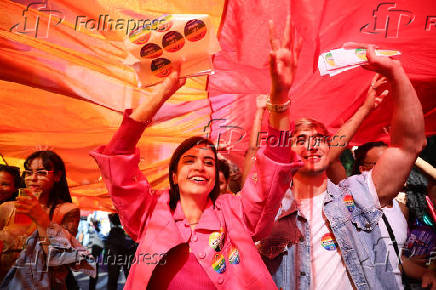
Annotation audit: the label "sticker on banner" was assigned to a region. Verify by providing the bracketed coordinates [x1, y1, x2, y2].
[184, 19, 207, 42]
[162, 31, 185, 52]
[321, 233, 337, 251]
[129, 26, 151, 45]
[212, 253, 226, 274]
[344, 195, 355, 212]
[156, 14, 173, 32]
[151, 58, 172, 78]
[140, 43, 163, 59]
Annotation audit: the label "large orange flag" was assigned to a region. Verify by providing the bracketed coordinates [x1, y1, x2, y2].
[0, 0, 225, 211]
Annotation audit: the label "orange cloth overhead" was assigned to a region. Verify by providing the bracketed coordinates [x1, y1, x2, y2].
[0, 0, 225, 212]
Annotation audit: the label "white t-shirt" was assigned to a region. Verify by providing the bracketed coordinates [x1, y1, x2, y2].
[367, 176, 408, 290]
[295, 172, 407, 290]
[297, 192, 354, 290]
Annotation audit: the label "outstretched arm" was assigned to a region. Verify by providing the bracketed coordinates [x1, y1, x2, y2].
[363, 45, 427, 206]
[130, 68, 186, 123]
[327, 73, 388, 184]
[91, 68, 185, 240]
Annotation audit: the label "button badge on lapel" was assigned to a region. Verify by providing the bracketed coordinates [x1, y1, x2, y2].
[209, 228, 225, 252]
[212, 253, 226, 274]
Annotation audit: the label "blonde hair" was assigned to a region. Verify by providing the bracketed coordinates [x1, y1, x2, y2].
[293, 118, 330, 137]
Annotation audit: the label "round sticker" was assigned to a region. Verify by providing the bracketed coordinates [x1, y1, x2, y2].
[140, 43, 163, 59]
[151, 58, 172, 78]
[228, 246, 240, 264]
[209, 231, 224, 252]
[325, 52, 336, 66]
[162, 31, 185, 52]
[212, 253, 226, 274]
[157, 14, 173, 32]
[184, 19, 207, 42]
[321, 233, 337, 251]
[128, 26, 151, 45]
[344, 195, 355, 212]
[355, 48, 368, 61]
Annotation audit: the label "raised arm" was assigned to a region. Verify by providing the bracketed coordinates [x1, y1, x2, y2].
[90, 68, 185, 240]
[268, 16, 302, 131]
[239, 17, 303, 240]
[364, 45, 427, 206]
[242, 95, 267, 183]
[326, 73, 388, 184]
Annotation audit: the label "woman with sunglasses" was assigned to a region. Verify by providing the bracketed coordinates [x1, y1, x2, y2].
[0, 151, 94, 289]
[91, 25, 302, 288]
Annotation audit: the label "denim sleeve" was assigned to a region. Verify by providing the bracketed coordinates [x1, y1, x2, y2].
[46, 223, 96, 277]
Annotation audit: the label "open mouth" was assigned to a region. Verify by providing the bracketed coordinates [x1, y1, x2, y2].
[188, 175, 209, 184]
[303, 155, 321, 162]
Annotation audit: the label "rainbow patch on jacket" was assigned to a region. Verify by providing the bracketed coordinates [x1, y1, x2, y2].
[343, 195, 355, 212]
[321, 233, 337, 251]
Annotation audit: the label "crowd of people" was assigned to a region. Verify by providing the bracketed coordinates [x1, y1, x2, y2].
[0, 16, 435, 290]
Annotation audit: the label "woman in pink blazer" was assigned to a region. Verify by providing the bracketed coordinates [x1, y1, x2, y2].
[91, 19, 302, 289]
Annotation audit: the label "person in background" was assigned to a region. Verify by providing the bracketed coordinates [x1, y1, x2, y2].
[87, 210, 109, 290]
[0, 165, 20, 205]
[259, 16, 427, 290]
[0, 151, 95, 289]
[106, 213, 137, 290]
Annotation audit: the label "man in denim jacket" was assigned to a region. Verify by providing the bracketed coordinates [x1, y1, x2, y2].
[260, 21, 427, 290]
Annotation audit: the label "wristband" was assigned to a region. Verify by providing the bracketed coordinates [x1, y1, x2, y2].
[266, 98, 290, 113]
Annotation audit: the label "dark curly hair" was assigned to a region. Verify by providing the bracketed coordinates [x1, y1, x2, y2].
[352, 141, 387, 175]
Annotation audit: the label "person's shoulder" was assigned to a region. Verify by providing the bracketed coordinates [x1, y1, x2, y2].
[0, 201, 15, 218]
[337, 172, 371, 189]
[57, 202, 80, 215]
[215, 193, 240, 209]
[0, 201, 15, 209]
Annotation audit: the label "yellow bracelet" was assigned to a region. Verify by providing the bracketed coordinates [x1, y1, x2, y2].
[266, 99, 291, 112]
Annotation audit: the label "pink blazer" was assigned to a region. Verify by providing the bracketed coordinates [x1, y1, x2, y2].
[91, 140, 300, 289]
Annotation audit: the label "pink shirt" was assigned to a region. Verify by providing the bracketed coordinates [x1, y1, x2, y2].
[90, 112, 301, 289]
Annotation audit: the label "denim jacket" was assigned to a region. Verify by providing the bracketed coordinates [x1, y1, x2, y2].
[259, 172, 399, 290]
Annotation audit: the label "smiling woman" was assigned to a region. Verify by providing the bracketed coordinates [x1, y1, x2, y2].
[90, 57, 302, 288]
[0, 151, 95, 289]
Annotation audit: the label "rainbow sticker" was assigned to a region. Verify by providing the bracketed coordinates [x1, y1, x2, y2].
[344, 195, 355, 212]
[156, 14, 173, 32]
[209, 230, 224, 252]
[325, 52, 336, 66]
[228, 246, 240, 264]
[151, 58, 172, 78]
[184, 19, 207, 42]
[128, 26, 151, 45]
[140, 43, 163, 59]
[321, 233, 337, 251]
[212, 254, 226, 274]
[355, 48, 368, 61]
[162, 31, 185, 53]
